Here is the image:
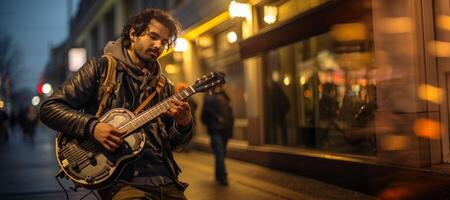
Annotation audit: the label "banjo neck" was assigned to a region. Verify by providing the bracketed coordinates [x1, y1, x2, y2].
[119, 86, 196, 138]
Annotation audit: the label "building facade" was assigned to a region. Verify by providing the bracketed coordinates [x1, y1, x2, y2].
[51, 0, 450, 196]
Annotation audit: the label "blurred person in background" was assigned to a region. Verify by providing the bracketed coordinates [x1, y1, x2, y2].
[40, 8, 193, 200]
[318, 82, 340, 146]
[269, 81, 290, 145]
[201, 82, 234, 186]
[19, 105, 38, 143]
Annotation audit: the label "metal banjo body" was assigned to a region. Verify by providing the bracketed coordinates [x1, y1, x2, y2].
[55, 108, 146, 190]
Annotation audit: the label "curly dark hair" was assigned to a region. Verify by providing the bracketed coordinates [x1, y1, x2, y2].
[121, 8, 181, 49]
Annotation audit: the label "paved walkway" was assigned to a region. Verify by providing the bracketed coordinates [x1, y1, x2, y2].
[176, 151, 375, 200]
[0, 124, 375, 199]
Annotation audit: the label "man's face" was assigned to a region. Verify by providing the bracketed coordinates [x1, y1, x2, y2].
[130, 19, 170, 62]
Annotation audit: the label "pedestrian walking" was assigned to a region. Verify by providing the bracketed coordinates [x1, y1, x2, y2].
[201, 83, 234, 185]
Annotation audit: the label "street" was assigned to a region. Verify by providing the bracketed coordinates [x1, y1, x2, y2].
[0, 124, 375, 200]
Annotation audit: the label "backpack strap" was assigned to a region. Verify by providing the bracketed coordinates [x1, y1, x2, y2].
[95, 55, 117, 117]
[133, 76, 166, 114]
[156, 75, 166, 94]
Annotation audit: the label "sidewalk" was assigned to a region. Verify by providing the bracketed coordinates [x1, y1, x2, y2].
[176, 151, 375, 200]
[0, 125, 375, 199]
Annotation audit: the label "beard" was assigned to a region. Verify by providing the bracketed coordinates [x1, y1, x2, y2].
[133, 44, 160, 64]
[135, 49, 153, 63]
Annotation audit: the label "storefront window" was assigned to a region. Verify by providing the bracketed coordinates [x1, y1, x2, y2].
[263, 25, 376, 156]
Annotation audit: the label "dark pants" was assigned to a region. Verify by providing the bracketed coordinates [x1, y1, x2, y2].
[98, 183, 187, 200]
[209, 132, 229, 182]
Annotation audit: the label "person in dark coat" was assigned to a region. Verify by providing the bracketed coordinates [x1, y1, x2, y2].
[19, 105, 38, 143]
[201, 84, 234, 185]
[318, 82, 340, 145]
[270, 81, 290, 145]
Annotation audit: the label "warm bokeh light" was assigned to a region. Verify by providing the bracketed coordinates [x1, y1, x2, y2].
[427, 40, 450, 57]
[299, 76, 306, 85]
[379, 135, 411, 151]
[0, 100, 4, 109]
[229, 1, 251, 19]
[380, 17, 413, 33]
[331, 23, 367, 41]
[263, 5, 277, 24]
[437, 15, 450, 31]
[357, 78, 367, 87]
[417, 84, 443, 104]
[197, 36, 213, 48]
[414, 118, 440, 140]
[165, 64, 180, 74]
[332, 72, 345, 85]
[304, 90, 312, 98]
[283, 76, 291, 86]
[174, 38, 189, 52]
[317, 50, 339, 70]
[226, 31, 238, 43]
[272, 71, 280, 82]
[352, 84, 360, 93]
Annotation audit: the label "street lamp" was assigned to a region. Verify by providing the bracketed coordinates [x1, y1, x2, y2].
[263, 5, 277, 24]
[229, 1, 251, 20]
[227, 31, 238, 43]
[174, 38, 188, 52]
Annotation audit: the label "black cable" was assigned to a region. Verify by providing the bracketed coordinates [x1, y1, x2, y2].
[55, 174, 69, 200]
[79, 190, 92, 200]
[79, 190, 100, 200]
[92, 190, 101, 200]
[55, 169, 101, 200]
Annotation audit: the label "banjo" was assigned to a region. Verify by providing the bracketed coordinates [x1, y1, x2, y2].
[55, 72, 225, 189]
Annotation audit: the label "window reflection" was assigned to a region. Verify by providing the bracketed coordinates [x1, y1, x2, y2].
[264, 28, 376, 155]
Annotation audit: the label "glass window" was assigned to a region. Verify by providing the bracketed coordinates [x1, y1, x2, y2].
[263, 24, 376, 156]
